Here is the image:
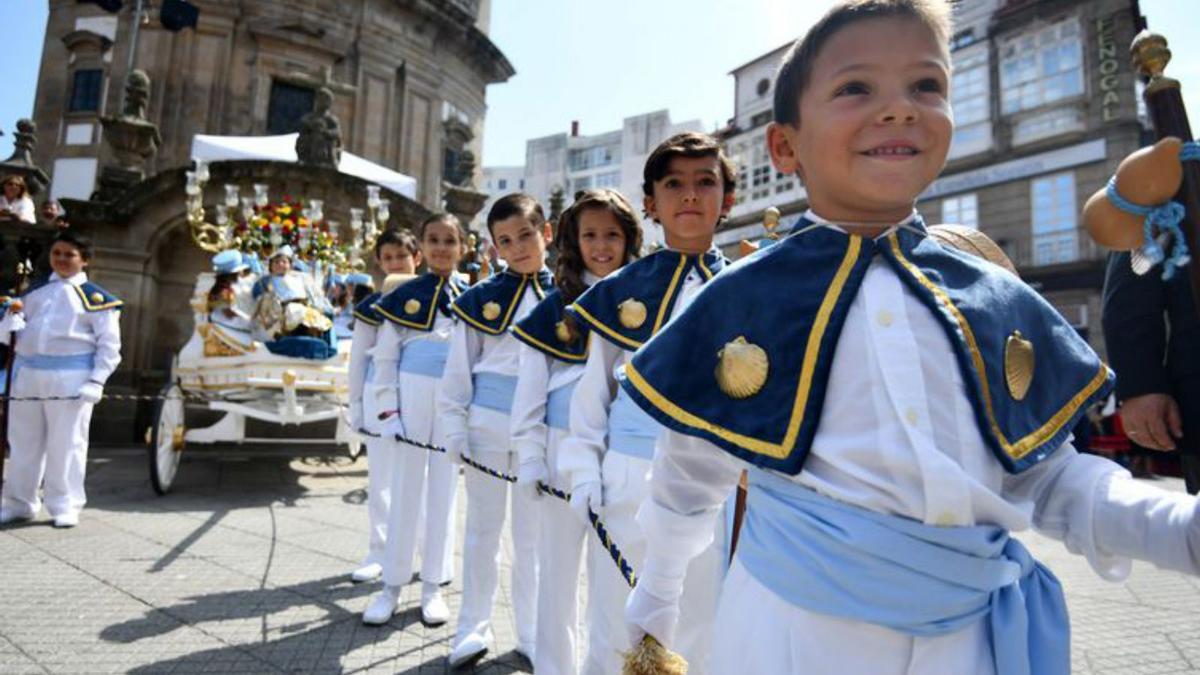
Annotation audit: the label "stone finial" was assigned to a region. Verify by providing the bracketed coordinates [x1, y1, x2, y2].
[549, 185, 565, 221]
[441, 116, 475, 188]
[295, 87, 342, 168]
[455, 149, 477, 188]
[0, 119, 50, 195]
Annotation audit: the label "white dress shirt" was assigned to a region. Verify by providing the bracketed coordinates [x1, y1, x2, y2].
[632, 212, 1200, 669]
[438, 285, 541, 457]
[6, 271, 122, 385]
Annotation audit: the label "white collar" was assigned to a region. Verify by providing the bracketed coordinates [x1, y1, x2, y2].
[51, 271, 88, 285]
[802, 209, 920, 240]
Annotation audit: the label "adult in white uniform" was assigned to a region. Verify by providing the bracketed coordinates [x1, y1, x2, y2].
[0, 230, 121, 528]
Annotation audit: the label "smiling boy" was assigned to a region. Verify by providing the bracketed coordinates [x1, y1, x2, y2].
[618, 2, 1200, 674]
[438, 193, 553, 667]
[0, 230, 121, 529]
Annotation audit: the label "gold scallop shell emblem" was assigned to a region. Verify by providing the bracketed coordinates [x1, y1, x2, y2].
[482, 301, 502, 321]
[555, 320, 572, 344]
[618, 298, 647, 330]
[91, 292, 104, 304]
[715, 336, 769, 399]
[404, 298, 422, 315]
[1004, 330, 1034, 401]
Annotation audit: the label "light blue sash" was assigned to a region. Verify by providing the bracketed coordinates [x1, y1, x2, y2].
[740, 468, 1069, 675]
[607, 386, 658, 460]
[471, 372, 518, 414]
[15, 353, 95, 371]
[399, 339, 450, 378]
[545, 380, 577, 431]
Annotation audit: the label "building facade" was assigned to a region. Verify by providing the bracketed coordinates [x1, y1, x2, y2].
[33, 0, 511, 209]
[24, 0, 514, 441]
[479, 110, 702, 244]
[716, 0, 1149, 356]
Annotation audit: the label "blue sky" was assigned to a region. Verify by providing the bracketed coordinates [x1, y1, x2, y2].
[2, 0, 1198, 167]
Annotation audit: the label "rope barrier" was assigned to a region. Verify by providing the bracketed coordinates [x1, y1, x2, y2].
[386, 430, 639, 587]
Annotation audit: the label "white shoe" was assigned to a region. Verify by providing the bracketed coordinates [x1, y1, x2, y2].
[351, 562, 383, 583]
[420, 590, 449, 626]
[362, 586, 401, 625]
[448, 630, 492, 669]
[52, 513, 79, 528]
[0, 510, 33, 525]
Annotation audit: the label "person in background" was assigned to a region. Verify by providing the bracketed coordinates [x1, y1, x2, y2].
[0, 175, 36, 224]
[1102, 250, 1200, 492]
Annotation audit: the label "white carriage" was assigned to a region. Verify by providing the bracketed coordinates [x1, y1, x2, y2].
[147, 270, 359, 494]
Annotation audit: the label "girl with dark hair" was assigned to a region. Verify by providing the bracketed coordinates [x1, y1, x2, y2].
[509, 189, 641, 675]
[361, 214, 467, 627]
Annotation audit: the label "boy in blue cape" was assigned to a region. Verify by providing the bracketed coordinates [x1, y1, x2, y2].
[620, 2, 1200, 674]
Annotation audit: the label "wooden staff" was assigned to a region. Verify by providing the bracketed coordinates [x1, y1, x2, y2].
[1132, 31, 1200, 317]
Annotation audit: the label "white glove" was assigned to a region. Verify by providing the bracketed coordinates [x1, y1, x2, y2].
[373, 383, 399, 419]
[383, 414, 407, 442]
[569, 480, 603, 525]
[625, 583, 681, 651]
[349, 402, 364, 434]
[0, 311, 25, 334]
[77, 381, 103, 404]
[517, 458, 549, 502]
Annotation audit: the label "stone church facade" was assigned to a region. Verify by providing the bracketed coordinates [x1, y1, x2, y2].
[23, 0, 513, 442]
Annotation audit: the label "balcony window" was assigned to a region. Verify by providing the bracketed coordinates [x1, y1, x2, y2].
[267, 81, 315, 135]
[1030, 172, 1078, 265]
[1000, 18, 1084, 115]
[949, 46, 991, 158]
[69, 69, 104, 113]
[568, 144, 619, 171]
[941, 193, 978, 229]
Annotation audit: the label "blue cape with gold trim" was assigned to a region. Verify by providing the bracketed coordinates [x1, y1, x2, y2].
[512, 288, 590, 363]
[569, 249, 727, 352]
[352, 291, 383, 327]
[73, 281, 123, 311]
[619, 218, 1113, 475]
[451, 268, 552, 335]
[374, 273, 467, 332]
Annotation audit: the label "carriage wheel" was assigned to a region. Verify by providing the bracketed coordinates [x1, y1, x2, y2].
[148, 382, 186, 495]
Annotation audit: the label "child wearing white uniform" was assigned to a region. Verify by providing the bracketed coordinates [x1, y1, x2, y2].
[509, 190, 643, 675]
[346, 229, 420, 583]
[0, 230, 121, 528]
[622, 5, 1200, 674]
[440, 193, 553, 668]
[559, 133, 736, 675]
[362, 214, 467, 625]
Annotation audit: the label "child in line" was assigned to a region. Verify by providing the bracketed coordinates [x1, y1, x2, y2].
[510, 189, 642, 675]
[362, 214, 467, 625]
[560, 132, 734, 674]
[438, 193, 553, 667]
[620, 3, 1200, 673]
[0, 230, 121, 528]
[346, 228, 420, 583]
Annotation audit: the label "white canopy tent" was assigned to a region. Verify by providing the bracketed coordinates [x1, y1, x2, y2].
[189, 133, 417, 200]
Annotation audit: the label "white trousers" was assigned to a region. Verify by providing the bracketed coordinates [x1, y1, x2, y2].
[534, 427, 587, 675]
[361, 375, 391, 568]
[584, 452, 723, 675]
[381, 371, 458, 587]
[3, 366, 92, 518]
[711, 558, 994, 675]
[455, 405, 540, 650]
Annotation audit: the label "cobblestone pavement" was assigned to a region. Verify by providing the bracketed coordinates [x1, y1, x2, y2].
[2, 446, 1200, 674]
